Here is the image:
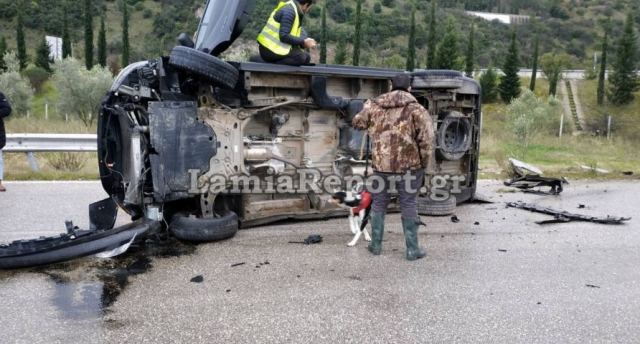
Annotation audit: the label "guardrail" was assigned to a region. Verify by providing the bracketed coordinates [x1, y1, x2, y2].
[3, 134, 98, 171]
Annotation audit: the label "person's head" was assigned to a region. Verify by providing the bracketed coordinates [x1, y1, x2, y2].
[298, 0, 315, 14]
[391, 73, 412, 92]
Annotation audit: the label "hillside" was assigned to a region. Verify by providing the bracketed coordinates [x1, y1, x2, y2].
[0, 0, 637, 70]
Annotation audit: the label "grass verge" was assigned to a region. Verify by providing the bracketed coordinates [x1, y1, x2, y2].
[3, 152, 99, 181]
[480, 95, 640, 180]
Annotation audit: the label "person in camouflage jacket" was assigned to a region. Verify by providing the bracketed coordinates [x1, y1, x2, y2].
[352, 73, 434, 261]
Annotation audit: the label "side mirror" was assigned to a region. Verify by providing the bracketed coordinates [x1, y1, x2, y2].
[177, 33, 195, 48]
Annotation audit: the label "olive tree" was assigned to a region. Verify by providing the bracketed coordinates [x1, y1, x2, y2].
[52, 58, 113, 126]
[508, 90, 562, 158]
[0, 52, 34, 116]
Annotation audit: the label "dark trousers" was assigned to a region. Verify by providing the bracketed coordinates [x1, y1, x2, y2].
[370, 170, 425, 219]
[259, 45, 311, 66]
[0, 119, 5, 149]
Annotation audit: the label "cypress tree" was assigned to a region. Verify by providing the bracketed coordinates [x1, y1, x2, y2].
[352, 0, 362, 66]
[609, 13, 638, 105]
[16, 3, 27, 71]
[98, 15, 107, 67]
[464, 24, 475, 77]
[434, 18, 459, 70]
[62, 10, 72, 58]
[480, 68, 498, 103]
[597, 30, 608, 106]
[0, 36, 6, 71]
[35, 37, 52, 72]
[122, 0, 130, 67]
[406, 9, 416, 71]
[320, 5, 327, 64]
[529, 35, 539, 91]
[84, 0, 94, 70]
[499, 31, 521, 103]
[334, 39, 347, 65]
[426, 1, 437, 69]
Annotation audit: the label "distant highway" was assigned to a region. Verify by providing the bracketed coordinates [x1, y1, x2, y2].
[477, 68, 602, 80]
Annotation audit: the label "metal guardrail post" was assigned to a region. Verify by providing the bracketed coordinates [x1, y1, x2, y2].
[27, 153, 40, 172]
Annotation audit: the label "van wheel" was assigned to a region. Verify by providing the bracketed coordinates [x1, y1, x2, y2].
[169, 211, 239, 243]
[168, 46, 239, 89]
[437, 111, 472, 161]
[417, 196, 457, 216]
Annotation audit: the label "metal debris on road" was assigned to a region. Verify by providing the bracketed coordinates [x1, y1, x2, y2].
[536, 218, 573, 225]
[504, 158, 569, 195]
[509, 158, 543, 177]
[288, 235, 323, 245]
[586, 284, 601, 289]
[231, 262, 246, 267]
[507, 202, 631, 225]
[504, 175, 568, 195]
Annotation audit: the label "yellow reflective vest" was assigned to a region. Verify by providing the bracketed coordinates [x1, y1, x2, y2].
[257, 0, 302, 56]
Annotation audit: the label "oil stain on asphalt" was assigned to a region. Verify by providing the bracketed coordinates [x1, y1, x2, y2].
[27, 236, 197, 319]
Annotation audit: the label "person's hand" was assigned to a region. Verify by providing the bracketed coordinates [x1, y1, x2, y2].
[304, 38, 317, 49]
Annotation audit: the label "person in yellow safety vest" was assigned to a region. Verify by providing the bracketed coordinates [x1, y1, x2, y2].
[257, 0, 317, 66]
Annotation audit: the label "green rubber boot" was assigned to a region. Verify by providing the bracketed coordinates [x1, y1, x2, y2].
[402, 217, 426, 261]
[367, 211, 385, 255]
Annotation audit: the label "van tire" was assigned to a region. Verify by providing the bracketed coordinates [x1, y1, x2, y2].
[437, 112, 472, 161]
[169, 211, 239, 243]
[417, 196, 457, 216]
[168, 46, 239, 89]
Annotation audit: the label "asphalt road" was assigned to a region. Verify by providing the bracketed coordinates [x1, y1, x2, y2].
[0, 180, 638, 344]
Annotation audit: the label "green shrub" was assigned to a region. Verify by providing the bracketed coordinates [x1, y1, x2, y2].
[23, 65, 50, 92]
[46, 152, 87, 171]
[507, 90, 562, 158]
[0, 52, 34, 116]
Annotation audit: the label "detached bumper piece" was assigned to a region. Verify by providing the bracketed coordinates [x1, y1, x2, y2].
[0, 219, 161, 269]
[507, 202, 631, 225]
[504, 175, 569, 195]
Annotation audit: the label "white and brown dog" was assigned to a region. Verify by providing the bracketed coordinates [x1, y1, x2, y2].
[331, 189, 373, 247]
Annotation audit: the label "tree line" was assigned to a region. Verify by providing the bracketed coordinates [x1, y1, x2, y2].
[316, 0, 638, 106]
[0, 0, 132, 125]
[2, 0, 639, 108]
[0, 0, 131, 75]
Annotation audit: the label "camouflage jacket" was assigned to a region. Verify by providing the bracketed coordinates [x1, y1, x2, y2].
[352, 90, 434, 173]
